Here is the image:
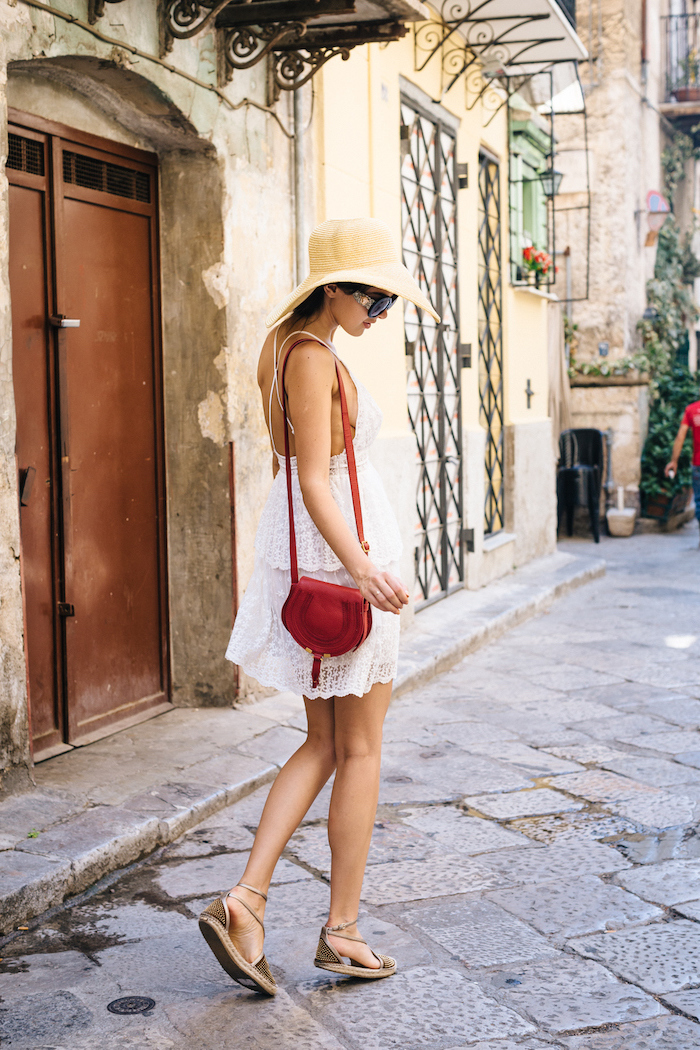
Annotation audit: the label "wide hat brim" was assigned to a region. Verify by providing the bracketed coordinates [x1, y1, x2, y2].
[265, 262, 441, 327]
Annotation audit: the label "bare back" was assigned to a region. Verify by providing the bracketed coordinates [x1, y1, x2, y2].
[257, 324, 359, 464]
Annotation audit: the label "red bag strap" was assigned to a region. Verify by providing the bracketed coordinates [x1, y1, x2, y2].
[279, 339, 368, 585]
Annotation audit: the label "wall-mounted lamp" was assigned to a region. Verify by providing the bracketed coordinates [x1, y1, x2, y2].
[539, 169, 564, 198]
[642, 305, 659, 321]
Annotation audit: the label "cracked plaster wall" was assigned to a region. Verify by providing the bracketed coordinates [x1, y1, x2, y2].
[0, 0, 296, 779]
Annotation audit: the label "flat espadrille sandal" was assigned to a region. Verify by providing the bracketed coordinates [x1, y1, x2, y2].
[314, 918, 396, 979]
[198, 882, 277, 996]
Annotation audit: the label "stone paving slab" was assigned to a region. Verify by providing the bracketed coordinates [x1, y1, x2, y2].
[544, 770, 698, 829]
[303, 965, 537, 1049]
[465, 741, 583, 777]
[560, 1016, 700, 1049]
[487, 874, 662, 941]
[476, 840, 630, 884]
[676, 900, 700, 921]
[600, 754, 700, 787]
[505, 810, 634, 845]
[481, 955, 665, 1033]
[360, 852, 511, 905]
[614, 858, 700, 905]
[399, 804, 535, 854]
[569, 919, 700, 992]
[464, 788, 584, 820]
[382, 743, 534, 796]
[660, 988, 700, 1021]
[404, 898, 557, 967]
[620, 730, 700, 754]
[164, 989, 349, 1050]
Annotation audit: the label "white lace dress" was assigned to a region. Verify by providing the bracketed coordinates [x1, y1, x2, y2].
[225, 335, 402, 700]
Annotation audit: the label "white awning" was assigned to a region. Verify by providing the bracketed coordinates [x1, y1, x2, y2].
[443, 0, 588, 70]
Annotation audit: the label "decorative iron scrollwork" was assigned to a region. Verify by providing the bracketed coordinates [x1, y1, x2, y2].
[159, 0, 407, 90]
[164, 0, 229, 40]
[414, 1, 554, 101]
[88, 0, 128, 26]
[273, 45, 351, 91]
[221, 21, 308, 73]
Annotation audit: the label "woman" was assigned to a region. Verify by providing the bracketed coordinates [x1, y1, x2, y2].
[198, 218, 439, 995]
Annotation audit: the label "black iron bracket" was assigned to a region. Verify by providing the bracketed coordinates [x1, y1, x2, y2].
[159, 1, 407, 90]
[88, 0, 127, 25]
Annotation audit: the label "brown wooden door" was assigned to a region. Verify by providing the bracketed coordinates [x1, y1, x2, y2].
[8, 115, 169, 759]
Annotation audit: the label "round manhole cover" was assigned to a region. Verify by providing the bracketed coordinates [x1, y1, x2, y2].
[107, 996, 156, 1015]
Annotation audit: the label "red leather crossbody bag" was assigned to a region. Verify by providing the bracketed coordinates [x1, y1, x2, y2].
[279, 339, 372, 689]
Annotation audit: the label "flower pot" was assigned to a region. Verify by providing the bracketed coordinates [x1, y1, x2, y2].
[606, 507, 636, 537]
[642, 487, 692, 522]
[673, 86, 700, 102]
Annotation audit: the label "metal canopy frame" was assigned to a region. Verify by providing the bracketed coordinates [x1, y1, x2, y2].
[412, 1, 586, 122]
[152, 1, 415, 90]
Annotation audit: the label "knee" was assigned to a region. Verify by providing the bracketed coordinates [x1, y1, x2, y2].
[334, 737, 380, 767]
[305, 730, 336, 771]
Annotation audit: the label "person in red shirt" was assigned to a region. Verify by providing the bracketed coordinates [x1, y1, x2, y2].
[665, 398, 700, 543]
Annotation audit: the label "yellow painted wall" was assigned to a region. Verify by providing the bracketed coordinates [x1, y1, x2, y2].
[315, 19, 551, 454]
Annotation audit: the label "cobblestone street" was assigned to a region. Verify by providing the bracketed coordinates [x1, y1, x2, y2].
[2, 529, 700, 1048]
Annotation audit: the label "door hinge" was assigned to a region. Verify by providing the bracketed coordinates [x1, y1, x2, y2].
[57, 602, 75, 617]
[461, 527, 475, 552]
[50, 315, 81, 328]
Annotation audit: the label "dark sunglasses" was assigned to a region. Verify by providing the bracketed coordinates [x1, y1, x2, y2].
[351, 289, 399, 318]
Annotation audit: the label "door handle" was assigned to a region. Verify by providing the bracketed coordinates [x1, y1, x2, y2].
[19, 466, 36, 506]
[50, 315, 80, 328]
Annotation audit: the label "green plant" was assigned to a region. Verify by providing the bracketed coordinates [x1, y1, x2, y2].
[637, 216, 699, 378]
[679, 49, 700, 85]
[661, 132, 698, 206]
[640, 365, 700, 501]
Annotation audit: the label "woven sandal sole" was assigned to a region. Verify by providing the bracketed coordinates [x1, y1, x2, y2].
[199, 915, 277, 995]
[314, 958, 396, 979]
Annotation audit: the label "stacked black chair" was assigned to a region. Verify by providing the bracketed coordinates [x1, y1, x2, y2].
[557, 428, 604, 543]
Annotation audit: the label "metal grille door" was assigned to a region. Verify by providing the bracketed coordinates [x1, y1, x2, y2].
[401, 97, 463, 606]
[478, 150, 505, 535]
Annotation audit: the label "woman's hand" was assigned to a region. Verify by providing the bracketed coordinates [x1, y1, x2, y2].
[355, 562, 409, 614]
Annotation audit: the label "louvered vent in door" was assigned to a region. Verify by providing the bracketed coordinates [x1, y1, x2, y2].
[63, 151, 151, 203]
[7, 133, 45, 176]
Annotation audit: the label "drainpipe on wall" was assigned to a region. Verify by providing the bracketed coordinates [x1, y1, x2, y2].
[294, 88, 307, 283]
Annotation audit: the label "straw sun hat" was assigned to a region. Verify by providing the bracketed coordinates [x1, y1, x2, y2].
[265, 217, 441, 327]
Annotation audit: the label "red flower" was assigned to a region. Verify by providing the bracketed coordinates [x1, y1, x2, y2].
[523, 246, 534, 261]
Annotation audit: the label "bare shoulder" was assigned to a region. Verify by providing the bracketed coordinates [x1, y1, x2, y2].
[283, 339, 335, 391]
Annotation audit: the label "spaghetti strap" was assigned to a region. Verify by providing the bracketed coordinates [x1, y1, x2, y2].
[268, 327, 335, 458]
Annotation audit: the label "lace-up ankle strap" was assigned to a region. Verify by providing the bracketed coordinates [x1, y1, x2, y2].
[327, 917, 358, 932]
[235, 882, 268, 901]
[326, 917, 365, 943]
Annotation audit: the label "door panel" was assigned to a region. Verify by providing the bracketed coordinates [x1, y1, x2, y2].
[8, 116, 169, 757]
[62, 199, 164, 740]
[9, 178, 62, 750]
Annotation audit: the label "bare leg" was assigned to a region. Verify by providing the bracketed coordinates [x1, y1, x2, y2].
[326, 680, 392, 969]
[226, 696, 336, 961]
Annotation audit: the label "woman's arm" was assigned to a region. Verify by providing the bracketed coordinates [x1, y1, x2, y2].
[285, 344, 408, 614]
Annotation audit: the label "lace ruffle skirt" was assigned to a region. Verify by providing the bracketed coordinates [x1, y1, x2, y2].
[226, 457, 402, 700]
